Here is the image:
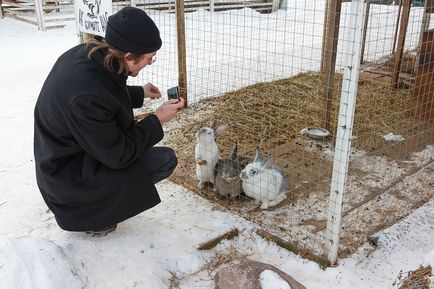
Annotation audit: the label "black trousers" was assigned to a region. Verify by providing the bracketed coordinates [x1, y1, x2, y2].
[140, 146, 178, 184]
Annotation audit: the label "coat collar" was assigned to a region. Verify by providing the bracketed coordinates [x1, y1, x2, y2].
[87, 44, 128, 92]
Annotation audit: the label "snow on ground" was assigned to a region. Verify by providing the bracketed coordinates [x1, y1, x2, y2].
[0, 8, 433, 289]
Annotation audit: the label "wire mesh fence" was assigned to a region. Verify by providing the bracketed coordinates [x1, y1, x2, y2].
[108, 0, 433, 265]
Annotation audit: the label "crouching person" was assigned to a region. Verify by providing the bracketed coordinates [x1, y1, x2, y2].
[33, 7, 185, 235]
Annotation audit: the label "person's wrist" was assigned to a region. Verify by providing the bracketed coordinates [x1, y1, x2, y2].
[152, 112, 163, 124]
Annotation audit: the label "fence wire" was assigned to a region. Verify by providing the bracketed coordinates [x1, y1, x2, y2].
[111, 0, 434, 264]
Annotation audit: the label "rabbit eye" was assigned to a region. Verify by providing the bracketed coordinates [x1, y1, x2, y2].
[250, 169, 257, 175]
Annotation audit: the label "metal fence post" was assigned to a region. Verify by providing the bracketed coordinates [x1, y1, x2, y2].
[325, 0, 366, 266]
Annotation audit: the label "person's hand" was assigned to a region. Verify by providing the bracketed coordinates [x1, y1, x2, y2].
[154, 97, 185, 124]
[143, 82, 161, 99]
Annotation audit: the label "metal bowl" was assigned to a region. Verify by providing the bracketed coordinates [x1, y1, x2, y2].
[300, 127, 330, 140]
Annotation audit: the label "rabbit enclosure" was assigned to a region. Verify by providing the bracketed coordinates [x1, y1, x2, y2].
[112, 0, 434, 265]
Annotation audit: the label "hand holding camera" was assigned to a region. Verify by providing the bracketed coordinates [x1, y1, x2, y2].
[167, 86, 180, 101]
[154, 96, 185, 124]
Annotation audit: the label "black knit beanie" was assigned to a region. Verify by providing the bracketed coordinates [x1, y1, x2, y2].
[105, 7, 162, 54]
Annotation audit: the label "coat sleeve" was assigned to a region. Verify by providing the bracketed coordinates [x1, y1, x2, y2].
[127, 85, 145, 108]
[65, 94, 164, 169]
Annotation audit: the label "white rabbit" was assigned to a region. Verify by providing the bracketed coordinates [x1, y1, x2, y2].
[240, 147, 288, 209]
[195, 121, 228, 190]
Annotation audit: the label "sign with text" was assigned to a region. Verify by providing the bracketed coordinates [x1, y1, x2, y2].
[75, 0, 112, 37]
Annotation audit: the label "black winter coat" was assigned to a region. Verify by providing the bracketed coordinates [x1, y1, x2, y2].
[34, 44, 163, 231]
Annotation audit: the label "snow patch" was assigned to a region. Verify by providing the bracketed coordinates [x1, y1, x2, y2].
[260, 270, 292, 289]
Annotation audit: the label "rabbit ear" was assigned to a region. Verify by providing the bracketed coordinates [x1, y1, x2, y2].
[238, 156, 250, 166]
[254, 146, 263, 162]
[214, 123, 229, 136]
[263, 157, 277, 168]
[210, 120, 217, 130]
[227, 142, 238, 160]
[215, 159, 222, 177]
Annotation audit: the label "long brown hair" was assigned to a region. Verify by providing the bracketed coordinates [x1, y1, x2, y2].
[86, 36, 143, 75]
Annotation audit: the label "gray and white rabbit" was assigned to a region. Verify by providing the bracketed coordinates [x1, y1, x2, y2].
[240, 147, 288, 209]
[215, 142, 249, 199]
[195, 121, 228, 190]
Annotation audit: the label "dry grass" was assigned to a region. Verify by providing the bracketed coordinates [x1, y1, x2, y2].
[379, 52, 417, 75]
[192, 245, 251, 277]
[136, 71, 433, 261]
[160, 71, 415, 195]
[394, 266, 432, 289]
[165, 71, 413, 154]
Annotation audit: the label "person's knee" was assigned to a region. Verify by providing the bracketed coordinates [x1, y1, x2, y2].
[170, 148, 178, 171]
[160, 147, 178, 175]
[150, 147, 178, 183]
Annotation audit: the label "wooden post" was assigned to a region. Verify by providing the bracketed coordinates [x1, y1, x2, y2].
[175, 0, 188, 107]
[392, 2, 402, 54]
[321, 0, 350, 71]
[414, 0, 431, 74]
[320, 0, 330, 71]
[271, 0, 281, 12]
[325, 0, 366, 265]
[78, 32, 94, 44]
[360, 0, 371, 64]
[412, 1, 434, 122]
[0, 0, 4, 19]
[321, 0, 342, 130]
[210, 0, 215, 12]
[34, 0, 46, 31]
[130, 0, 136, 7]
[391, 0, 411, 88]
[412, 28, 434, 121]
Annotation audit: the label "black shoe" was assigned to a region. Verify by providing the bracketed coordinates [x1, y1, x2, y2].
[85, 224, 117, 237]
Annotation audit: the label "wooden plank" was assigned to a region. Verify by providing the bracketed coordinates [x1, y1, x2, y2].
[321, 0, 342, 131]
[44, 15, 74, 22]
[2, 1, 34, 7]
[42, 4, 74, 10]
[144, 1, 272, 9]
[391, 0, 410, 88]
[186, 2, 272, 9]
[46, 22, 69, 29]
[4, 12, 37, 25]
[142, 0, 271, 6]
[412, 29, 434, 121]
[8, 7, 35, 10]
[363, 67, 414, 81]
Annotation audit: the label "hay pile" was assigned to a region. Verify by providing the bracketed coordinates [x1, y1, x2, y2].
[141, 71, 431, 260]
[394, 266, 432, 289]
[381, 52, 417, 75]
[165, 71, 412, 152]
[158, 72, 414, 198]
